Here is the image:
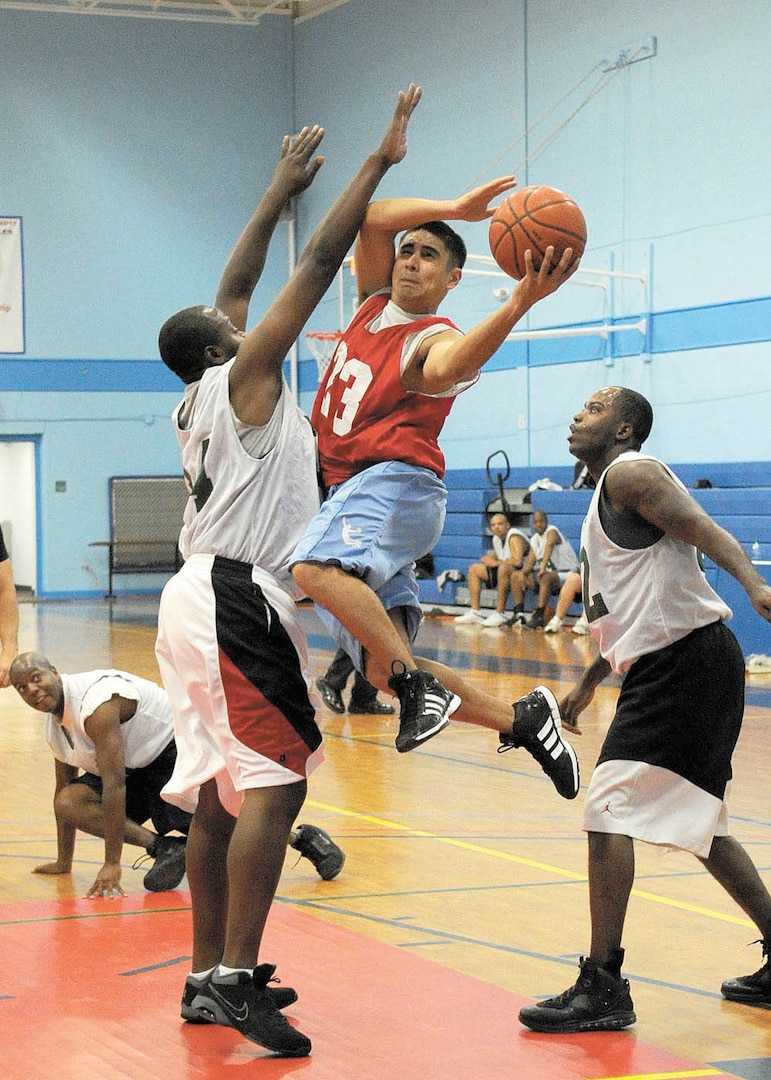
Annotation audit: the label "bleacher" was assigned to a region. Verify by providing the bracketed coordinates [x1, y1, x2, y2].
[419, 464, 577, 609]
[420, 461, 771, 656]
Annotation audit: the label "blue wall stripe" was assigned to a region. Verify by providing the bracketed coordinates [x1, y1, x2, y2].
[0, 359, 183, 393]
[1, 295, 767, 394]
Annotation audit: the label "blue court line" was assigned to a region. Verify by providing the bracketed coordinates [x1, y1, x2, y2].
[279, 894, 728, 1001]
[119, 955, 190, 976]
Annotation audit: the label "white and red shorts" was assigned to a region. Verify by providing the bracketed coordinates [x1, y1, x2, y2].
[156, 553, 323, 817]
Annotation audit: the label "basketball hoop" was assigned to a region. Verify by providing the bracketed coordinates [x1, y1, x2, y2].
[306, 330, 343, 382]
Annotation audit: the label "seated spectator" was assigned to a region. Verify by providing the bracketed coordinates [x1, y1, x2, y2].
[455, 513, 529, 626]
[543, 570, 589, 634]
[510, 510, 580, 628]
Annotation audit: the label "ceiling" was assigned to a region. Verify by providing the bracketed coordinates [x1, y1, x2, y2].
[0, 0, 354, 26]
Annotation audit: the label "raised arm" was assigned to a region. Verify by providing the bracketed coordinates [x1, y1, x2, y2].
[229, 85, 423, 425]
[354, 176, 517, 300]
[215, 126, 326, 331]
[606, 459, 771, 621]
[408, 246, 580, 394]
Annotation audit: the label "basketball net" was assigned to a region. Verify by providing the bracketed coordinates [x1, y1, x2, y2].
[306, 331, 343, 382]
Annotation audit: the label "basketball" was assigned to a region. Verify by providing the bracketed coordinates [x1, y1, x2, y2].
[488, 186, 587, 280]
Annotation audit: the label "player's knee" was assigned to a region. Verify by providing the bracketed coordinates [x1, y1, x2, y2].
[291, 561, 314, 592]
[55, 783, 94, 823]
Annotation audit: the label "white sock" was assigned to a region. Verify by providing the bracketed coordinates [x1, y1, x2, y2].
[190, 966, 216, 981]
[216, 964, 251, 979]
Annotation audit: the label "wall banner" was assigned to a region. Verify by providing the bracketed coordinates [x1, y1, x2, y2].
[0, 218, 24, 354]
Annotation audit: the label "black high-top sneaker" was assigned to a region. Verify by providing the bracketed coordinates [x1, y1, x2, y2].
[519, 948, 636, 1033]
[721, 939, 771, 1006]
[191, 964, 311, 1056]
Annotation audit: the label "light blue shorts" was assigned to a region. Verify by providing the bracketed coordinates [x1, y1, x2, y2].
[290, 461, 447, 670]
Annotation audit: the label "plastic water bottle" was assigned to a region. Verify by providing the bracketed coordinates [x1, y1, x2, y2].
[751, 540, 760, 561]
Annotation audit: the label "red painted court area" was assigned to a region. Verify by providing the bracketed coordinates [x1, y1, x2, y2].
[0, 893, 738, 1080]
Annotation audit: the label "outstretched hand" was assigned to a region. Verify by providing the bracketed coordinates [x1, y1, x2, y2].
[274, 125, 326, 198]
[515, 245, 581, 306]
[85, 861, 125, 899]
[378, 84, 423, 167]
[453, 176, 518, 222]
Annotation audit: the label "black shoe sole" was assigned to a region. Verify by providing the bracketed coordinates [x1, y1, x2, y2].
[519, 1009, 636, 1033]
[721, 991, 771, 1008]
[190, 992, 311, 1055]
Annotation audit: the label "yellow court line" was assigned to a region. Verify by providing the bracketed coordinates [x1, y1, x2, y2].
[586, 1071, 723, 1080]
[307, 799, 753, 928]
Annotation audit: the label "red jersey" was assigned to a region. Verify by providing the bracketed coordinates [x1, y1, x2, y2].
[311, 294, 460, 487]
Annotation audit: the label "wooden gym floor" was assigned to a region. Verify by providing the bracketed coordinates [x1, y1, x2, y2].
[1, 595, 770, 1079]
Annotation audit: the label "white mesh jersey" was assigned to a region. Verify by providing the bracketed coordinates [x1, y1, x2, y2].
[492, 528, 529, 560]
[174, 362, 320, 600]
[45, 670, 174, 774]
[581, 451, 731, 673]
[529, 525, 579, 571]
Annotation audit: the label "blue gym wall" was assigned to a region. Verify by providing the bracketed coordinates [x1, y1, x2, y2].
[1, 0, 769, 595]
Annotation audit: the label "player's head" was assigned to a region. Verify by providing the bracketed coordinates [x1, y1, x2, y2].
[489, 512, 509, 537]
[532, 510, 549, 535]
[406, 221, 467, 270]
[568, 386, 654, 467]
[158, 306, 245, 385]
[9, 652, 64, 715]
[391, 222, 467, 314]
[610, 387, 653, 448]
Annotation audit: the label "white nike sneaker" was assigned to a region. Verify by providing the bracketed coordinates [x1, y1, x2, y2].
[454, 609, 485, 624]
[544, 615, 563, 633]
[482, 611, 507, 627]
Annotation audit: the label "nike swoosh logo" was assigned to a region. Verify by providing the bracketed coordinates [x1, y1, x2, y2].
[213, 989, 249, 1023]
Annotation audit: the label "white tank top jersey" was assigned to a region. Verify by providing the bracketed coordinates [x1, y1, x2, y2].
[581, 451, 731, 673]
[45, 670, 174, 774]
[492, 528, 529, 560]
[529, 525, 579, 571]
[174, 362, 320, 600]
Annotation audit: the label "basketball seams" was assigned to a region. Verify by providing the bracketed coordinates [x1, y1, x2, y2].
[489, 185, 587, 280]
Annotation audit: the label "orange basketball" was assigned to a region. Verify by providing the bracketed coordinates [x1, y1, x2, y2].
[488, 185, 587, 280]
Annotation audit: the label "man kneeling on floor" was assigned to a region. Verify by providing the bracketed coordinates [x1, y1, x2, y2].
[10, 653, 344, 896]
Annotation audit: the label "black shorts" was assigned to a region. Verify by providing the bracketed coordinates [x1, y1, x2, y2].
[598, 621, 744, 800]
[70, 739, 191, 836]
